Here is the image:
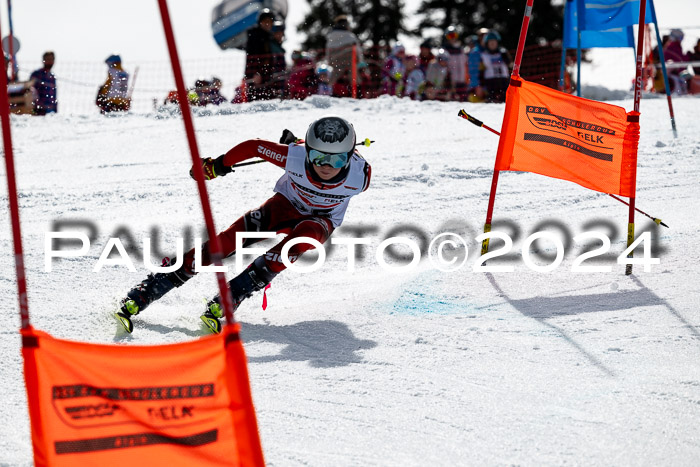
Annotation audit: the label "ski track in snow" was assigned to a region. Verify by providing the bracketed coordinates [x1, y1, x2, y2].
[1, 95, 700, 465]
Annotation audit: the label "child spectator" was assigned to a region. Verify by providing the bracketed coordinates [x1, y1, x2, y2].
[651, 34, 671, 93]
[29, 51, 57, 115]
[363, 46, 384, 98]
[163, 90, 179, 105]
[208, 77, 227, 105]
[442, 26, 469, 101]
[356, 62, 375, 98]
[193, 78, 212, 106]
[468, 28, 490, 102]
[418, 39, 435, 73]
[663, 29, 689, 94]
[479, 31, 511, 103]
[688, 39, 700, 94]
[4, 52, 10, 82]
[383, 43, 406, 96]
[96, 54, 130, 113]
[404, 56, 425, 100]
[332, 69, 353, 97]
[316, 63, 333, 96]
[424, 49, 451, 100]
[287, 51, 317, 100]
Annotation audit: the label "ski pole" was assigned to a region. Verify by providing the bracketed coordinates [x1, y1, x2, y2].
[458, 109, 669, 228]
[231, 159, 265, 169]
[457, 109, 500, 136]
[607, 194, 668, 228]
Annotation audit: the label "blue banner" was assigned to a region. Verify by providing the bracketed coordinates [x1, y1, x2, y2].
[581, 0, 655, 31]
[564, 1, 636, 48]
[563, 0, 654, 49]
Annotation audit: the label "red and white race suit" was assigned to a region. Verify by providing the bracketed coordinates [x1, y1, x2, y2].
[274, 142, 370, 227]
[182, 139, 371, 274]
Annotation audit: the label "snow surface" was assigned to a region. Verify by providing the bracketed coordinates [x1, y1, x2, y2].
[1, 94, 700, 466]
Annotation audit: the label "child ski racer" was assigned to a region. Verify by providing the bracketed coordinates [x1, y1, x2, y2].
[116, 115, 371, 334]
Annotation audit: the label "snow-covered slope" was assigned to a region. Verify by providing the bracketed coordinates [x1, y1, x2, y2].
[1, 95, 699, 465]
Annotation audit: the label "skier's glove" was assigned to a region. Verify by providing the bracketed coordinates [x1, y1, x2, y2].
[189, 154, 233, 180]
[280, 129, 301, 145]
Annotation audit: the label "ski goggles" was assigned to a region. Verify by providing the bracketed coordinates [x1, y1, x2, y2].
[307, 149, 350, 168]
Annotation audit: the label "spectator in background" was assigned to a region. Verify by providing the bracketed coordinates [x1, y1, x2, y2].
[30, 51, 57, 115]
[332, 67, 352, 97]
[4, 52, 10, 82]
[363, 46, 384, 98]
[651, 34, 671, 93]
[245, 8, 275, 100]
[326, 15, 363, 90]
[688, 39, 700, 94]
[192, 78, 211, 106]
[316, 63, 333, 96]
[189, 78, 226, 106]
[6, 53, 33, 114]
[287, 51, 316, 100]
[382, 43, 406, 96]
[356, 61, 375, 98]
[468, 27, 490, 102]
[418, 39, 435, 73]
[663, 28, 688, 94]
[424, 49, 451, 101]
[270, 20, 287, 98]
[688, 38, 700, 75]
[96, 54, 130, 113]
[479, 31, 511, 103]
[404, 55, 425, 100]
[163, 90, 179, 106]
[208, 77, 227, 105]
[442, 26, 469, 101]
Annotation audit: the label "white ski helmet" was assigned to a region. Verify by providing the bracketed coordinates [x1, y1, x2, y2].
[305, 116, 356, 168]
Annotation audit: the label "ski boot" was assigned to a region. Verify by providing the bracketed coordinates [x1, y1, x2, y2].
[116, 263, 192, 333]
[200, 256, 277, 334]
[200, 300, 234, 335]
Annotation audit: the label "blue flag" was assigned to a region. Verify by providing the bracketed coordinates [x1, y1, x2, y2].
[581, 0, 656, 31]
[563, 0, 654, 49]
[564, 0, 636, 48]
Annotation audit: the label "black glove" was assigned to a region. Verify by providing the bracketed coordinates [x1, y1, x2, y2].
[279, 129, 299, 145]
[189, 154, 233, 180]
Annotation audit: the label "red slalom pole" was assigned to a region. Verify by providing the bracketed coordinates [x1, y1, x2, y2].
[0, 14, 29, 329]
[156, 0, 236, 326]
[511, 0, 535, 78]
[626, 0, 647, 275]
[481, 0, 534, 256]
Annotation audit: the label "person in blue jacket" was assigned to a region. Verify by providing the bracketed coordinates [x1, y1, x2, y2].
[30, 51, 57, 115]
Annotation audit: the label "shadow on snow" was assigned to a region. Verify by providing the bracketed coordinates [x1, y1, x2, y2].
[485, 273, 700, 377]
[239, 320, 377, 368]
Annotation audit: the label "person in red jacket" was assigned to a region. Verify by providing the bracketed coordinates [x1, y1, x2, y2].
[116, 116, 371, 334]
